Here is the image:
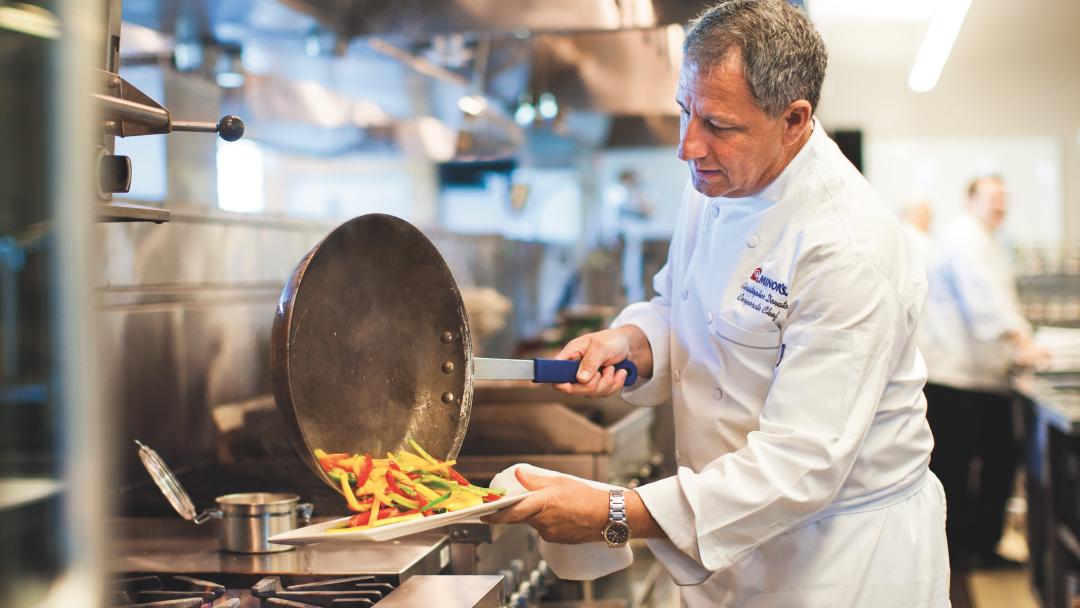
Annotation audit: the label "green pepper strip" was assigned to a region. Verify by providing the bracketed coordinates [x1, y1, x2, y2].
[419, 475, 453, 490]
[421, 491, 453, 513]
[389, 493, 420, 510]
[327, 469, 357, 486]
[407, 438, 440, 465]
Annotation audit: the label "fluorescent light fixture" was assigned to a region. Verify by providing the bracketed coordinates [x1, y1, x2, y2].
[458, 95, 486, 116]
[908, 0, 973, 92]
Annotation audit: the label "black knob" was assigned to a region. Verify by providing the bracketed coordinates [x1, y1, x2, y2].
[98, 153, 132, 194]
[217, 115, 244, 141]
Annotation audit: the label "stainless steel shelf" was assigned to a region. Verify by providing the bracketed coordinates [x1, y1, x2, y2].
[98, 201, 170, 224]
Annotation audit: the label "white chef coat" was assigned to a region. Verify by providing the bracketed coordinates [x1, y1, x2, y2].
[613, 121, 950, 606]
[921, 212, 1029, 393]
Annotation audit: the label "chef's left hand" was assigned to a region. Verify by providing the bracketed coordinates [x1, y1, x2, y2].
[481, 468, 608, 544]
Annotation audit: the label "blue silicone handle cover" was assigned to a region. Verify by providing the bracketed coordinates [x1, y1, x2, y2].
[532, 359, 639, 386]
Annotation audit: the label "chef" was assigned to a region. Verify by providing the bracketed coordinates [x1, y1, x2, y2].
[483, 0, 950, 605]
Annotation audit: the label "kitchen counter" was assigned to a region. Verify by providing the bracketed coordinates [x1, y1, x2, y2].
[1017, 372, 1080, 608]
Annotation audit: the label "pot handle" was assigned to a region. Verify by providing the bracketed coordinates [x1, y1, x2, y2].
[296, 502, 314, 525]
[193, 509, 223, 525]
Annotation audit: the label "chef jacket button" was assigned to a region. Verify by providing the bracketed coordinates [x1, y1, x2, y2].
[746, 235, 760, 248]
[710, 205, 720, 218]
[681, 290, 688, 301]
[713, 387, 724, 401]
[673, 370, 681, 383]
[706, 311, 714, 324]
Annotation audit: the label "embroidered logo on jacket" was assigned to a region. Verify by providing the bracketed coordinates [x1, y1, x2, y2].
[749, 267, 789, 296]
[737, 266, 789, 322]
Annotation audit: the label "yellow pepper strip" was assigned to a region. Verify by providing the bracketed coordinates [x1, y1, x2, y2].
[397, 451, 429, 469]
[370, 512, 424, 528]
[408, 438, 440, 465]
[390, 469, 415, 486]
[314, 449, 328, 459]
[413, 483, 442, 501]
[408, 460, 456, 473]
[340, 474, 364, 512]
[368, 484, 385, 525]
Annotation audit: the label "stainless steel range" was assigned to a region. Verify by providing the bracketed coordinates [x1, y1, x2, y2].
[110, 519, 507, 607]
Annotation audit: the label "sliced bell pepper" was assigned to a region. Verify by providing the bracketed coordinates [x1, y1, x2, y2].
[389, 493, 420, 510]
[419, 475, 453, 490]
[447, 468, 471, 486]
[421, 491, 453, 513]
[407, 438, 440, 465]
[368, 484, 387, 525]
[482, 493, 501, 503]
[327, 469, 357, 486]
[340, 473, 364, 512]
[413, 482, 442, 501]
[353, 453, 374, 487]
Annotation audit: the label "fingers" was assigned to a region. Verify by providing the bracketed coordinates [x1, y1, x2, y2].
[481, 495, 544, 524]
[515, 468, 570, 490]
[554, 336, 590, 362]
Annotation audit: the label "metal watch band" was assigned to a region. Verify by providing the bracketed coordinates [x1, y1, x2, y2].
[609, 489, 626, 523]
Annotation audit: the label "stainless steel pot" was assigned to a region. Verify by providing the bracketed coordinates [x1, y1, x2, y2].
[136, 441, 314, 554]
[194, 492, 313, 554]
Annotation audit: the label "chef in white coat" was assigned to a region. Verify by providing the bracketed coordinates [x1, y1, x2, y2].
[484, 1, 950, 605]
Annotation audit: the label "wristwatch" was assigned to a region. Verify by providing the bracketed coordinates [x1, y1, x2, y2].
[601, 489, 632, 547]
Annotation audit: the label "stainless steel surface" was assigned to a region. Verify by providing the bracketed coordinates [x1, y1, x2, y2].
[113, 519, 450, 580]
[271, 214, 474, 494]
[1020, 373, 1080, 434]
[377, 574, 503, 608]
[473, 358, 534, 381]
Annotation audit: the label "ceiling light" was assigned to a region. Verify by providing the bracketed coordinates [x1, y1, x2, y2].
[808, 0, 937, 22]
[514, 102, 536, 126]
[537, 93, 558, 120]
[458, 95, 486, 117]
[908, 0, 973, 92]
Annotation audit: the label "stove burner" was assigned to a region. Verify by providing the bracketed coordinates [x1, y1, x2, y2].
[251, 576, 395, 607]
[111, 574, 231, 607]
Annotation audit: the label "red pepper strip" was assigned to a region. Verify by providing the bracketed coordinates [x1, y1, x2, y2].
[406, 472, 421, 480]
[416, 493, 429, 508]
[393, 486, 417, 500]
[482, 493, 501, 503]
[386, 470, 402, 496]
[348, 513, 367, 527]
[354, 454, 373, 487]
[388, 461, 401, 472]
[447, 468, 471, 486]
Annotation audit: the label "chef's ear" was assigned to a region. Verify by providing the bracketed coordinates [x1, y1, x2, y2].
[781, 100, 812, 146]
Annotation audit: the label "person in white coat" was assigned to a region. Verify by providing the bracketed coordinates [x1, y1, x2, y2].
[921, 175, 1049, 571]
[485, 1, 950, 605]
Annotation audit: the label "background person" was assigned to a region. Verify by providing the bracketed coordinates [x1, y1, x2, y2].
[922, 174, 1050, 570]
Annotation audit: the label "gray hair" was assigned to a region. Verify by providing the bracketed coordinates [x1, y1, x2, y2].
[683, 0, 827, 116]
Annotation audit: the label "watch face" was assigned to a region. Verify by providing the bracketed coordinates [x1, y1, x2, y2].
[603, 521, 631, 546]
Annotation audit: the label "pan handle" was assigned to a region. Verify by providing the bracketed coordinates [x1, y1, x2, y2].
[533, 359, 638, 386]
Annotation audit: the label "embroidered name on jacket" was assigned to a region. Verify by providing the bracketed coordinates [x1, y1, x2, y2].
[737, 267, 789, 321]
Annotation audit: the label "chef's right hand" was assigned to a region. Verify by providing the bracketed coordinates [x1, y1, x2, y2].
[553, 325, 650, 397]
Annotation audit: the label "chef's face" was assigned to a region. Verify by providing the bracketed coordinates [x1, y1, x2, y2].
[968, 177, 1008, 232]
[676, 52, 811, 198]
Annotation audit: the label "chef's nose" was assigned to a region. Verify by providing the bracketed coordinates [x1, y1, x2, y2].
[678, 120, 706, 162]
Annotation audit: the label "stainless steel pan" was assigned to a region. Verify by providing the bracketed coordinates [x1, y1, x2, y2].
[270, 214, 635, 493]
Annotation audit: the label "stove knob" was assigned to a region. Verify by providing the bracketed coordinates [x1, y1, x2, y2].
[508, 591, 527, 608]
[518, 581, 533, 603]
[529, 570, 543, 593]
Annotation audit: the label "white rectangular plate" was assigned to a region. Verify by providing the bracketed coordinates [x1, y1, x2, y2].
[269, 491, 532, 544]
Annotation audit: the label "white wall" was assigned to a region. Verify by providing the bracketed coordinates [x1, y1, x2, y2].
[816, 0, 1080, 246]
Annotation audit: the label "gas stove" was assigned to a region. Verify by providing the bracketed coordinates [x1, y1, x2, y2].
[110, 519, 504, 607]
